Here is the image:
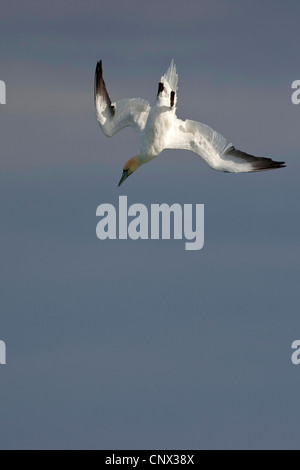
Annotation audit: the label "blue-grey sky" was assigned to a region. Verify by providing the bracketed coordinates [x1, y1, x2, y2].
[0, 0, 299, 449]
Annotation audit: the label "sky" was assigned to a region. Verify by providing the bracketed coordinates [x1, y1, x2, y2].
[0, 0, 300, 449]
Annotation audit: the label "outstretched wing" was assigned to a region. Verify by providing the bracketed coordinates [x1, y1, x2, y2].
[94, 60, 151, 137]
[167, 118, 285, 173]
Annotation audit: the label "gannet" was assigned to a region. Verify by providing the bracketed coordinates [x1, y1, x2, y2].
[94, 60, 285, 186]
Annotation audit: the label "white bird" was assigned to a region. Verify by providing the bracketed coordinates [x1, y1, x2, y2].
[94, 60, 285, 186]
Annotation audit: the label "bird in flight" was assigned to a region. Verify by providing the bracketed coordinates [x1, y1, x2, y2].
[94, 60, 285, 186]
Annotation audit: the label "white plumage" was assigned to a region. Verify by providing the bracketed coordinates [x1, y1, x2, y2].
[94, 60, 285, 186]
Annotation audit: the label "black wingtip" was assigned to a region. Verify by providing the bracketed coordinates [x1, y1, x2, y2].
[224, 146, 286, 172]
[94, 59, 115, 116]
[96, 60, 102, 75]
[94, 60, 103, 100]
[251, 160, 286, 171]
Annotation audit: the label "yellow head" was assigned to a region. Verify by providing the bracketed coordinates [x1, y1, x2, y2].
[118, 156, 141, 187]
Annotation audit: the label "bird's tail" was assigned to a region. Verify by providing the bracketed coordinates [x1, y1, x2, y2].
[162, 59, 178, 92]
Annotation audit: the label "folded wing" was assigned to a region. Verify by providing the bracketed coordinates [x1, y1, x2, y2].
[167, 118, 285, 173]
[94, 61, 151, 137]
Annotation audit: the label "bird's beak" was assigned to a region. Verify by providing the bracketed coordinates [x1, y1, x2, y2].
[118, 169, 130, 187]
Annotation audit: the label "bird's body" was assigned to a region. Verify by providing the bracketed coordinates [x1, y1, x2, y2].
[94, 60, 285, 186]
[141, 105, 174, 158]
